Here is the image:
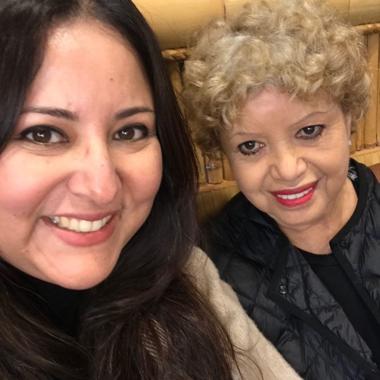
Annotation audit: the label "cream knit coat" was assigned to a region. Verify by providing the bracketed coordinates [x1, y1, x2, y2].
[185, 248, 301, 380]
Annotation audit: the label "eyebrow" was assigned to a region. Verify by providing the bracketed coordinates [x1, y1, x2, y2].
[292, 108, 331, 126]
[114, 106, 154, 120]
[21, 107, 78, 121]
[21, 106, 155, 121]
[231, 109, 333, 138]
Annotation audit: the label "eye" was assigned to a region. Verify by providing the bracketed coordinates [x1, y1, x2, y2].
[296, 124, 324, 139]
[113, 124, 148, 141]
[20, 125, 67, 144]
[238, 140, 264, 156]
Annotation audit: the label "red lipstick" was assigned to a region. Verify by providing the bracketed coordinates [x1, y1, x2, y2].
[271, 181, 317, 207]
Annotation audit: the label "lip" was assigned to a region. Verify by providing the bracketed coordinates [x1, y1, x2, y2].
[271, 181, 318, 208]
[271, 181, 318, 196]
[44, 212, 118, 247]
[49, 212, 116, 221]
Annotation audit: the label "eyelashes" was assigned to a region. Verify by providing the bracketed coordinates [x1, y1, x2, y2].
[19, 125, 68, 145]
[295, 124, 325, 139]
[17, 124, 151, 146]
[236, 124, 325, 156]
[238, 140, 264, 156]
[113, 124, 149, 141]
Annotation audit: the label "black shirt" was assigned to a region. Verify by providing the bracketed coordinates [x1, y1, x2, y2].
[25, 274, 88, 337]
[302, 245, 380, 369]
[2, 260, 88, 337]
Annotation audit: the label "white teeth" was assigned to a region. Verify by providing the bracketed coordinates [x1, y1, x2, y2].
[60, 216, 70, 228]
[276, 187, 313, 200]
[79, 220, 92, 232]
[49, 215, 111, 233]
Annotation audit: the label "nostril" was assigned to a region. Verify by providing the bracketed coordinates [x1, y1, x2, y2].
[66, 161, 121, 204]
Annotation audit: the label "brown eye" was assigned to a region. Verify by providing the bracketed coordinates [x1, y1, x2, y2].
[296, 125, 324, 139]
[21, 126, 66, 144]
[114, 125, 148, 141]
[238, 140, 264, 156]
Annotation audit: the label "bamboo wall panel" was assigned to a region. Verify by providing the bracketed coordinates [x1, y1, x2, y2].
[365, 33, 379, 148]
[167, 61, 183, 98]
[354, 119, 365, 151]
[378, 39, 380, 147]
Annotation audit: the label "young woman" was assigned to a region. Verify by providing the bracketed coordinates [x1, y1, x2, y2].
[184, 0, 380, 379]
[0, 0, 300, 379]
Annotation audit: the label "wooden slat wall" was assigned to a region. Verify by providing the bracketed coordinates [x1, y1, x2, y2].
[351, 27, 380, 167]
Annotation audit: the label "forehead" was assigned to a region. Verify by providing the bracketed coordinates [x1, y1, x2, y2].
[25, 19, 153, 112]
[235, 88, 334, 126]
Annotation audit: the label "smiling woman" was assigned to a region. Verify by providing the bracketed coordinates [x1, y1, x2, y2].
[183, 0, 380, 379]
[1, 20, 161, 289]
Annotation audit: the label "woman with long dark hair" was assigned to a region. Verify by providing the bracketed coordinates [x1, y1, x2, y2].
[0, 1, 300, 379]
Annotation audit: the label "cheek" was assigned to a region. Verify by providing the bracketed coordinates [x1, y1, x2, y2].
[119, 144, 163, 202]
[227, 161, 272, 211]
[315, 143, 350, 179]
[0, 155, 54, 217]
[229, 159, 265, 194]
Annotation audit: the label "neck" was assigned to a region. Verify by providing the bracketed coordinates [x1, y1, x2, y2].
[280, 179, 357, 255]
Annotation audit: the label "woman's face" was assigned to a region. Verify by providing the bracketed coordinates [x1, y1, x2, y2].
[221, 87, 353, 234]
[0, 20, 162, 289]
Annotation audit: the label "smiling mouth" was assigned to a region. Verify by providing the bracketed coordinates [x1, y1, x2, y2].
[48, 215, 112, 233]
[275, 187, 314, 200]
[271, 181, 318, 207]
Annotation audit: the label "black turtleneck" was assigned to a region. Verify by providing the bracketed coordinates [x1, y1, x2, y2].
[3, 261, 88, 337]
[25, 274, 88, 336]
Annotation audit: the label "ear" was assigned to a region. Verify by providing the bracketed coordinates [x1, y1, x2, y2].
[344, 112, 352, 137]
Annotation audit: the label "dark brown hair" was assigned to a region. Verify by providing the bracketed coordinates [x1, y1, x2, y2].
[0, 0, 236, 378]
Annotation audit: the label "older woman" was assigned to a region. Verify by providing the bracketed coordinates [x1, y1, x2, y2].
[0, 0, 303, 379]
[184, 0, 380, 379]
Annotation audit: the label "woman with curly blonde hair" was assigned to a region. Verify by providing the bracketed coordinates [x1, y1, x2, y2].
[184, 0, 380, 379]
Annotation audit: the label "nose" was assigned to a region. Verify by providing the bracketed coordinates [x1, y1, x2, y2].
[67, 144, 121, 205]
[270, 145, 307, 182]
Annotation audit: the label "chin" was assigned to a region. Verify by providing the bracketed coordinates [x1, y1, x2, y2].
[44, 266, 114, 290]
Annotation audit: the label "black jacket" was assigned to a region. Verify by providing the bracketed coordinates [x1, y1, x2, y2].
[204, 161, 380, 379]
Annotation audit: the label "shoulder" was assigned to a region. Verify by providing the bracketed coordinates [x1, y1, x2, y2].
[185, 248, 301, 380]
[369, 163, 380, 182]
[204, 192, 251, 243]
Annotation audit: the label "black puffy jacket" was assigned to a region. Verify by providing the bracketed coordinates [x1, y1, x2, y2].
[204, 160, 380, 380]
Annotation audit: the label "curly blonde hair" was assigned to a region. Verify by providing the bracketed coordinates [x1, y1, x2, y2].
[183, 0, 370, 152]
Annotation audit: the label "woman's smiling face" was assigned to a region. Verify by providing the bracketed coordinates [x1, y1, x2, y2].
[0, 20, 162, 289]
[221, 87, 354, 234]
